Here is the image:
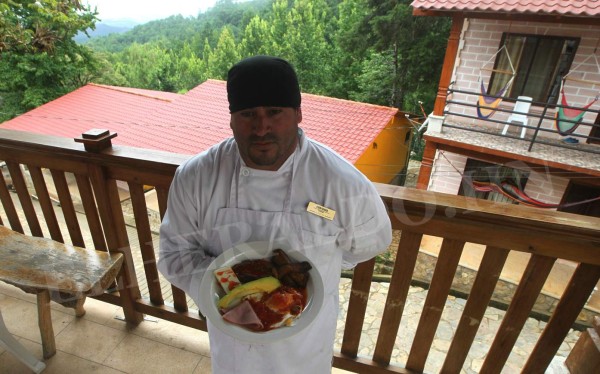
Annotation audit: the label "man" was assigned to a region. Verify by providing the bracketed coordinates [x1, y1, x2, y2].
[158, 55, 392, 373]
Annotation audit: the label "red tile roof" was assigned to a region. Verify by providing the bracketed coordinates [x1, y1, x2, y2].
[1, 83, 180, 141]
[1, 80, 398, 163]
[410, 0, 600, 17]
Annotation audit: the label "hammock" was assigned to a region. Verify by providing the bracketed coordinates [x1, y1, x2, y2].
[554, 79, 599, 135]
[476, 79, 514, 119]
[554, 53, 600, 135]
[476, 45, 516, 119]
[471, 179, 600, 209]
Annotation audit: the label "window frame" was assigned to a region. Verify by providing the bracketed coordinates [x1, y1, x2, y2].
[488, 33, 580, 106]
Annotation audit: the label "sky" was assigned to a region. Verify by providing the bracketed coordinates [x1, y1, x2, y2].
[84, 0, 219, 23]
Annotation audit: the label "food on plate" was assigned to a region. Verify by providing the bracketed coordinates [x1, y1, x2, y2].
[214, 266, 241, 293]
[214, 248, 312, 332]
[217, 276, 281, 309]
[271, 248, 312, 288]
[232, 259, 273, 283]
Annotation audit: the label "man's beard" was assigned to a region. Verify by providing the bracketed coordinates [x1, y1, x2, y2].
[248, 134, 281, 166]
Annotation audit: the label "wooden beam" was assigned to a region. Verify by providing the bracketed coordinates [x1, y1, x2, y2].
[433, 16, 464, 116]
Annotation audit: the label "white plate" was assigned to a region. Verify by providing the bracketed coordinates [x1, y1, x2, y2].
[198, 241, 324, 343]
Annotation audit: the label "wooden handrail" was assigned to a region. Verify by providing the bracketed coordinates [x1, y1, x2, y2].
[1, 128, 599, 373]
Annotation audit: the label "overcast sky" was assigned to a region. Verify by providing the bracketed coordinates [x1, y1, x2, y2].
[84, 0, 219, 23]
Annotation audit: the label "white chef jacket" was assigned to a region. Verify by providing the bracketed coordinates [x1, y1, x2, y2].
[158, 129, 392, 373]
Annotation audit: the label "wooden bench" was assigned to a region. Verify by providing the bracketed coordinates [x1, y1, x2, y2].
[0, 225, 123, 360]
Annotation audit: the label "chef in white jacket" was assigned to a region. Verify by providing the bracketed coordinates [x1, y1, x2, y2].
[158, 55, 392, 373]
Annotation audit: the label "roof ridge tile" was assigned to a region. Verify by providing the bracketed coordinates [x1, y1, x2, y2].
[88, 83, 178, 102]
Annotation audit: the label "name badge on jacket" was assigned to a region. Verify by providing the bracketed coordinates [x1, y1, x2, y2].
[307, 202, 336, 221]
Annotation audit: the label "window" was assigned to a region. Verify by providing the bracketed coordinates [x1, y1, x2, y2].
[458, 159, 529, 204]
[489, 34, 579, 104]
[588, 113, 600, 145]
[559, 181, 600, 218]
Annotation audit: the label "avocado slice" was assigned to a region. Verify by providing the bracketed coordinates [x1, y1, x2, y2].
[218, 276, 281, 310]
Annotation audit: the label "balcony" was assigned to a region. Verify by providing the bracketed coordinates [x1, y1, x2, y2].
[438, 83, 600, 157]
[0, 128, 599, 373]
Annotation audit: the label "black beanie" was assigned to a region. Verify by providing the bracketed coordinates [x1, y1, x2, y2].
[227, 55, 301, 113]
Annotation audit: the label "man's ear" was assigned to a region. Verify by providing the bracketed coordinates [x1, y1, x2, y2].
[296, 108, 302, 123]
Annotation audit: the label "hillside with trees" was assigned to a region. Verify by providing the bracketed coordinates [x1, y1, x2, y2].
[0, 0, 450, 127]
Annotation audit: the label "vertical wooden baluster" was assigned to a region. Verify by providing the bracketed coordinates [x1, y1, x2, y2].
[340, 257, 376, 359]
[479, 254, 556, 374]
[75, 172, 117, 292]
[6, 162, 42, 237]
[442, 246, 510, 372]
[156, 185, 188, 312]
[28, 166, 63, 242]
[129, 182, 164, 306]
[74, 174, 107, 251]
[523, 263, 600, 372]
[0, 170, 23, 232]
[372, 230, 422, 365]
[50, 169, 85, 247]
[406, 238, 465, 372]
[87, 163, 143, 324]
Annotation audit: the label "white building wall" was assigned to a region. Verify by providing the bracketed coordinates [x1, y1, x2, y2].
[522, 168, 569, 207]
[428, 150, 466, 195]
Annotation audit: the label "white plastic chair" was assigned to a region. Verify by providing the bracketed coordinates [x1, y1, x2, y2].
[0, 310, 46, 373]
[502, 96, 533, 138]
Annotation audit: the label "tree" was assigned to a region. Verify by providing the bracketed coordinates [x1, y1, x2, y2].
[114, 43, 176, 91]
[172, 43, 206, 92]
[351, 50, 395, 105]
[238, 15, 273, 58]
[268, 0, 293, 58]
[357, 0, 450, 112]
[207, 27, 240, 79]
[0, 0, 99, 122]
[285, 0, 332, 94]
[327, 0, 371, 99]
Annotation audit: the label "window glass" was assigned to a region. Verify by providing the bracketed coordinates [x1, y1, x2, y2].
[489, 34, 579, 104]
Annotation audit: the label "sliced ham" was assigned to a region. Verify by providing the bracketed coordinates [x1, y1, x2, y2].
[222, 300, 264, 330]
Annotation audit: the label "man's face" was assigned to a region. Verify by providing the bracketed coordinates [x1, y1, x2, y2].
[230, 107, 302, 171]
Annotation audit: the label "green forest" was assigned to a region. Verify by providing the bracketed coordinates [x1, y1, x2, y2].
[0, 0, 450, 127]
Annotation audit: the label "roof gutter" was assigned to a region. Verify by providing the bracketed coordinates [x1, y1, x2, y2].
[412, 9, 600, 25]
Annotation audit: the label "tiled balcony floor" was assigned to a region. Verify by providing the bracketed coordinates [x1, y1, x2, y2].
[1, 278, 578, 374]
[0, 282, 354, 374]
[0, 281, 212, 374]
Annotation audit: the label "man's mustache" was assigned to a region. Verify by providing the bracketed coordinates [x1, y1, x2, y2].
[249, 134, 278, 142]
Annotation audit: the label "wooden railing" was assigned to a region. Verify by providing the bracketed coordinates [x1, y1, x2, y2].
[1, 128, 599, 373]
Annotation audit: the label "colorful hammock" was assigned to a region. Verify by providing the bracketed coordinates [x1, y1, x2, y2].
[555, 53, 600, 135]
[471, 179, 600, 209]
[475, 45, 516, 119]
[554, 80, 599, 135]
[476, 79, 513, 119]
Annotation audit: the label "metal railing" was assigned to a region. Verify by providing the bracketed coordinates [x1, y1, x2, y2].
[444, 85, 600, 154]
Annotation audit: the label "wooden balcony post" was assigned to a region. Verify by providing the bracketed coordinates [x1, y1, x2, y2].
[433, 16, 464, 116]
[566, 316, 600, 373]
[416, 139, 438, 190]
[73, 129, 144, 325]
[74, 129, 117, 152]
